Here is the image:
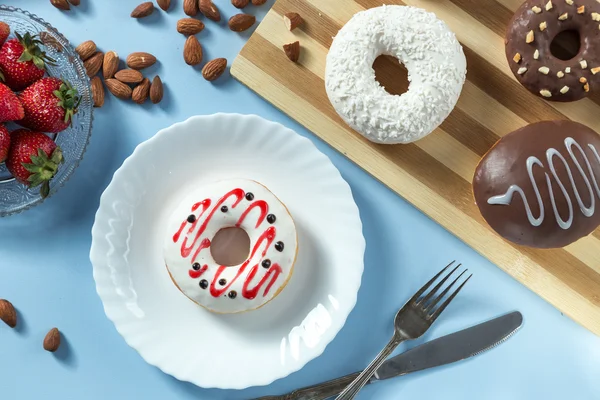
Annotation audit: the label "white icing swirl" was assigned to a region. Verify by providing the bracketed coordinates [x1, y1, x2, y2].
[487, 138, 600, 230]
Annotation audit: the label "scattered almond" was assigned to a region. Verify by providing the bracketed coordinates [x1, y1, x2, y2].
[84, 51, 104, 78]
[584, 82, 590, 92]
[131, 2, 155, 18]
[105, 79, 133, 100]
[157, 0, 171, 11]
[50, 0, 70, 11]
[513, 53, 521, 63]
[183, 36, 203, 65]
[560, 86, 570, 94]
[580, 77, 588, 83]
[517, 67, 528, 75]
[232, 0, 250, 8]
[43, 328, 61, 352]
[183, 0, 198, 16]
[0, 299, 16, 328]
[199, 0, 221, 22]
[229, 14, 256, 32]
[202, 58, 227, 81]
[557, 71, 565, 78]
[252, 0, 267, 4]
[115, 69, 144, 84]
[591, 66, 600, 75]
[283, 41, 300, 62]
[580, 60, 588, 69]
[577, 5, 585, 13]
[538, 66, 550, 74]
[75, 40, 96, 62]
[177, 18, 205, 35]
[91, 76, 105, 107]
[532, 6, 542, 13]
[127, 52, 157, 70]
[558, 12, 568, 20]
[539, 21, 547, 31]
[103, 51, 119, 79]
[540, 89, 552, 97]
[534, 49, 540, 59]
[546, 0, 553, 10]
[132, 78, 151, 104]
[284, 12, 303, 31]
[150, 76, 163, 104]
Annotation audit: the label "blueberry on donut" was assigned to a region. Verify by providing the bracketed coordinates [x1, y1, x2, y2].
[506, 0, 600, 101]
[325, 5, 466, 144]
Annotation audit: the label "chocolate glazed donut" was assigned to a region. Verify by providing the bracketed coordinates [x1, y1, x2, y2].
[473, 120, 600, 248]
[505, 0, 600, 102]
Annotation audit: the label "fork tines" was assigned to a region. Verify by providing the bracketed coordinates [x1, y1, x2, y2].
[413, 261, 472, 321]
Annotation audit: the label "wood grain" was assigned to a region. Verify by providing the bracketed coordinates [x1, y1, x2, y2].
[231, 0, 600, 335]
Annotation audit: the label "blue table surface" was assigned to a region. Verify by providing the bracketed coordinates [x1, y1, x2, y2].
[1, 1, 599, 399]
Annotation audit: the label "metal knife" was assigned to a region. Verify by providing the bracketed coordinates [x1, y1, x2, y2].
[252, 311, 523, 400]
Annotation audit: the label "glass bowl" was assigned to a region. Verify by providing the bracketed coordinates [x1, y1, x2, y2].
[0, 5, 93, 217]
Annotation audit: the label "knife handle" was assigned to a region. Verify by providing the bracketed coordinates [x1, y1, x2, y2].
[251, 372, 361, 400]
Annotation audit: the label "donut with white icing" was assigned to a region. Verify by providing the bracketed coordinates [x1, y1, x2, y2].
[473, 120, 600, 248]
[325, 5, 467, 144]
[164, 179, 298, 313]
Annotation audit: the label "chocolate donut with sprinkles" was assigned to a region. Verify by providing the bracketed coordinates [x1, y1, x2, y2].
[164, 179, 298, 314]
[505, 0, 600, 101]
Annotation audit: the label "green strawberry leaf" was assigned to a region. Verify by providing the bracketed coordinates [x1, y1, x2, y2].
[40, 182, 50, 198]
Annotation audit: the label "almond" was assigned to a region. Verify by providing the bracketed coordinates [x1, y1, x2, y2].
[103, 51, 119, 79]
[157, 0, 171, 11]
[202, 58, 227, 81]
[84, 51, 104, 77]
[132, 78, 151, 104]
[199, 0, 221, 22]
[232, 0, 249, 8]
[75, 40, 97, 62]
[126, 52, 157, 70]
[283, 41, 300, 62]
[150, 76, 163, 104]
[131, 2, 155, 18]
[43, 328, 61, 352]
[51, 0, 70, 11]
[91, 76, 105, 108]
[115, 69, 144, 84]
[0, 299, 16, 328]
[251, 0, 267, 5]
[283, 12, 303, 31]
[183, 0, 198, 16]
[228, 14, 256, 32]
[69, 0, 80, 5]
[183, 36, 203, 65]
[105, 79, 133, 100]
[177, 18, 205, 35]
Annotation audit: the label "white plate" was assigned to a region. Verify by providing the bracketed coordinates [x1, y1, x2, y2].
[90, 114, 365, 389]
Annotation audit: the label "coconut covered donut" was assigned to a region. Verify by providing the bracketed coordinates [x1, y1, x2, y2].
[164, 179, 298, 313]
[325, 5, 467, 144]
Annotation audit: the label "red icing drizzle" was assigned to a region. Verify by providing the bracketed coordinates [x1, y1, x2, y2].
[242, 263, 283, 299]
[173, 199, 211, 243]
[236, 200, 269, 229]
[209, 226, 277, 298]
[172, 188, 283, 300]
[180, 189, 244, 257]
[189, 264, 208, 279]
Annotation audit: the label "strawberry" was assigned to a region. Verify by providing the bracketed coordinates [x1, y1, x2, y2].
[0, 124, 9, 163]
[5, 129, 63, 198]
[0, 82, 24, 122]
[18, 77, 79, 133]
[0, 32, 55, 91]
[0, 22, 9, 48]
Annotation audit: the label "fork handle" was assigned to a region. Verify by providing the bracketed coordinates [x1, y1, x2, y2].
[335, 336, 404, 400]
[250, 372, 361, 400]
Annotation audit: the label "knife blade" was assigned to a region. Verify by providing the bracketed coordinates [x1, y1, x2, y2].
[252, 311, 523, 400]
[373, 311, 523, 380]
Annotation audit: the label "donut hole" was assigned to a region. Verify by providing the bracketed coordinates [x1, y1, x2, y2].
[210, 227, 251, 267]
[550, 30, 581, 61]
[372, 55, 409, 96]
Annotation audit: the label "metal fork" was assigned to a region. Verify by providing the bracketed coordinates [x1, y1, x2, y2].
[334, 261, 471, 400]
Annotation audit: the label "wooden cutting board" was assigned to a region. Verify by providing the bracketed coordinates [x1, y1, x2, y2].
[231, 0, 600, 335]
